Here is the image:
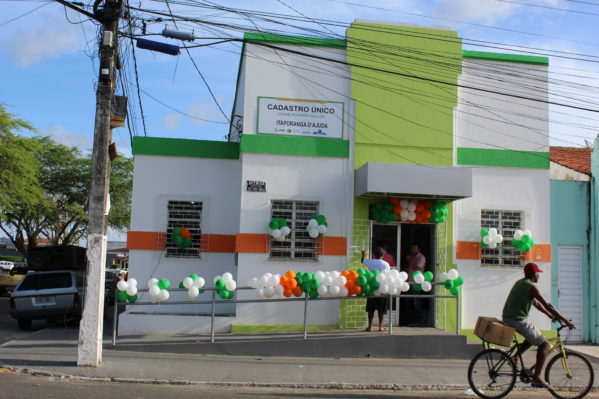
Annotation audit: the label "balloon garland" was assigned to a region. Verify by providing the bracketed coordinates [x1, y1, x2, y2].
[171, 227, 192, 249]
[480, 228, 503, 249]
[306, 215, 328, 238]
[512, 229, 535, 252]
[268, 218, 291, 241]
[370, 198, 447, 224]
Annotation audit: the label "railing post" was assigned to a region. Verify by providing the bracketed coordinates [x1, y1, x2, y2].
[456, 292, 461, 335]
[112, 287, 118, 346]
[303, 293, 309, 340]
[210, 288, 216, 343]
[388, 295, 393, 335]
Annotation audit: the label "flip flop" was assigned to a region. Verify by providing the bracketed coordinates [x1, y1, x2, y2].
[531, 381, 552, 389]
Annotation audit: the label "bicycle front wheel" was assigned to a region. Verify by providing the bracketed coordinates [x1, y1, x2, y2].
[468, 348, 516, 399]
[545, 351, 594, 399]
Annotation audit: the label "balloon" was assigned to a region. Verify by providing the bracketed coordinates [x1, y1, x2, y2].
[421, 281, 432, 292]
[222, 272, 233, 282]
[188, 286, 200, 298]
[128, 278, 137, 287]
[423, 271, 434, 282]
[256, 287, 265, 298]
[274, 285, 284, 296]
[480, 229, 489, 237]
[183, 277, 193, 289]
[454, 276, 464, 286]
[376, 273, 386, 283]
[195, 277, 205, 288]
[117, 280, 128, 291]
[158, 289, 169, 301]
[330, 285, 341, 296]
[280, 226, 291, 236]
[408, 211, 416, 221]
[447, 269, 459, 280]
[400, 199, 409, 208]
[489, 228, 497, 236]
[127, 294, 138, 303]
[126, 286, 137, 296]
[292, 286, 303, 297]
[444, 280, 455, 290]
[513, 230, 523, 240]
[309, 229, 319, 238]
[496, 234, 503, 243]
[489, 242, 497, 249]
[318, 225, 327, 234]
[407, 203, 416, 212]
[450, 286, 460, 296]
[398, 271, 408, 281]
[149, 285, 160, 296]
[225, 280, 237, 291]
[439, 272, 448, 282]
[414, 273, 425, 284]
[157, 279, 170, 290]
[116, 290, 128, 303]
[317, 285, 328, 296]
[215, 279, 226, 289]
[413, 284, 422, 292]
[482, 235, 492, 245]
[315, 271, 325, 281]
[523, 230, 532, 237]
[400, 209, 409, 218]
[400, 282, 410, 292]
[148, 278, 158, 287]
[271, 229, 282, 239]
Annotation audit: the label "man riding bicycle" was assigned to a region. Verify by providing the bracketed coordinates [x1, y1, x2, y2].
[502, 262, 575, 389]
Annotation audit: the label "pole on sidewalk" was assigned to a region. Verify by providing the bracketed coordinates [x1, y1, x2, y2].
[388, 295, 392, 335]
[112, 287, 118, 346]
[210, 288, 216, 343]
[456, 292, 461, 335]
[78, 0, 122, 367]
[303, 293, 309, 340]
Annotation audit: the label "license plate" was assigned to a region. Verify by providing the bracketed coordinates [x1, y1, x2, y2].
[33, 296, 56, 306]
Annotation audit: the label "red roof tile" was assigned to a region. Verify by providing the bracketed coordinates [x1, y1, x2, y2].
[550, 146, 591, 175]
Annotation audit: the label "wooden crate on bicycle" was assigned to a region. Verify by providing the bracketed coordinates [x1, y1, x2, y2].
[474, 316, 515, 347]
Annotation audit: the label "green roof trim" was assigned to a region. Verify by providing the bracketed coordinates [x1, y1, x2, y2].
[240, 134, 349, 158]
[132, 137, 240, 160]
[244, 32, 347, 49]
[462, 50, 549, 66]
[457, 147, 550, 169]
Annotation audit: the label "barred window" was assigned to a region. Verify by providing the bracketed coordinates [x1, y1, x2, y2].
[481, 209, 522, 267]
[270, 200, 319, 261]
[166, 200, 202, 257]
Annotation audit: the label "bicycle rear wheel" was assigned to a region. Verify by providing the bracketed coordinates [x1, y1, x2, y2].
[545, 351, 594, 399]
[468, 348, 516, 399]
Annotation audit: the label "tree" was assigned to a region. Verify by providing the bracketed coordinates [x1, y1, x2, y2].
[0, 130, 133, 257]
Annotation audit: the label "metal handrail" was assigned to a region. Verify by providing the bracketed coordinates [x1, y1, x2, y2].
[111, 283, 460, 345]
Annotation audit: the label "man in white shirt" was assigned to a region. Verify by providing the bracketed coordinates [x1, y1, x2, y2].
[361, 247, 391, 331]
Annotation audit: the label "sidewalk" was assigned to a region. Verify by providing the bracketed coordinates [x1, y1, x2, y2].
[1, 327, 598, 392]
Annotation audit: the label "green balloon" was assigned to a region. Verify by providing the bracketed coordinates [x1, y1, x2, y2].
[181, 238, 192, 248]
[413, 284, 422, 292]
[189, 274, 199, 280]
[127, 294, 138, 303]
[357, 269, 366, 276]
[480, 229, 489, 237]
[454, 276, 464, 286]
[215, 279, 226, 289]
[444, 280, 455, 290]
[423, 271, 434, 282]
[450, 286, 460, 296]
[172, 227, 181, 236]
[412, 270, 423, 280]
[199, 289, 205, 294]
[311, 279, 320, 289]
[363, 283, 371, 293]
[521, 235, 531, 244]
[372, 281, 380, 290]
[309, 290, 319, 299]
[173, 235, 183, 246]
[116, 290, 128, 303]
[179, 281, 185, 289]
[480, 239, 489, 248]
[269, 220, 278, 229]
[357, 276, 367, 286]
[158, 279, 170, 290]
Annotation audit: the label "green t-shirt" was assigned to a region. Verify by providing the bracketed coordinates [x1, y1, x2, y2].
[502, 278, 534, 320]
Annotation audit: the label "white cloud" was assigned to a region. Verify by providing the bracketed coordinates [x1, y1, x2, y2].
[44, 124, 92, 151]
[431, 0, 519, 24]
[188, 102, 219, 124]
[3, 11, 80, 67]
[162, 114, 182, 130]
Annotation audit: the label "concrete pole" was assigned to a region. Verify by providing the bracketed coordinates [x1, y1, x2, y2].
[77, 0, 120, 367]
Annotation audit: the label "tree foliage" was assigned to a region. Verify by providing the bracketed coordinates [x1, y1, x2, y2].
[0, 107, 133, 257]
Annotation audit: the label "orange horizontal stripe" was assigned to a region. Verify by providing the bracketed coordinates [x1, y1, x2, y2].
[456, 241, 480, 260]
[205, 234, 236, 253]
[127, 231, 166, 250]
[236, 233, 269, 253]
[319, 236, 347, 256]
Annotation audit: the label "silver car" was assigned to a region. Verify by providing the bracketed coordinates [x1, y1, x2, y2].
[9, 270, 85, 330]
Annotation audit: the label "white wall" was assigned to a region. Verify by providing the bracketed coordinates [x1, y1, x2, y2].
[457, 60, 549, 152]
[455, 167, 552, 330]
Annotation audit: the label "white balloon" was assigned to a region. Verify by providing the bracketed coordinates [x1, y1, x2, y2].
[408, 203, 416, 212]
[126, 286, 138, 296]
[401, 282, 410, 292]
[489, 242, 498, 249]
[274, 285, 284, 296]
[271, 229, 282, 239]
[414, 273, 425, 284]
[324, 276, 333, 285]
[269, 275, 280, 286]
[340, 287, 349, 296]
[308, 219, 319, 228]
[188, 286, 200, 298]
[183, 277, 193, 289]
[400, 199, 409, 208]
[332, 271, 340, 278]
[338, 276, 347, 286]
[482, 235, 492, 245]
[513, 229, 523, 240]
[260, 275, 269, 286]
[213, 275, 222, 284]
[408, 211, 417, 221]
[222, 272, 233, 282]
[523, 230, 532, 237]
[149, 285, 160, 296]
[317, 285, 328, 296]
[280, 226, 291, 236]
[439, 272, 449, 282]
[116, 280, 128, 291]
[496, 234, 503, 243]
[421, 281, 432, 292]
[489, 228, 498, 236]
[248, 277, 259, 288]
[373, 290, 381, 296]
[309, 229, 319, 238]
[400, 209, 409, 218]
[398, 271, 408, 282]
[158, 290, 169, 301]
[315, 271, 325, 281]
[447, 268, 459, 280]
[127, 278, 137, 287]
[376, 273, 386, 283]
[390, 287, 399, 295]
[148, 278, 158, 287]
[329, 285, 341, 296]
[381, 284, 390, 294]
[264, 286, 275, 298]
[225, 280, 237, 291]
[196, 277, 205, 288]
[264, 273, 273, 278]
[256, 287, 265, 298]
[318, 225, 327, 234]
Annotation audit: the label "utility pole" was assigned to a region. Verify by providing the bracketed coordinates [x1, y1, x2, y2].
[77, 0, 122, 367]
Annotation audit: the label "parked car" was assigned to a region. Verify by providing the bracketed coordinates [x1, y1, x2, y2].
[9, 270, 85, 330]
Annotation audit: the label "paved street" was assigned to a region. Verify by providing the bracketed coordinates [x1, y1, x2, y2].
[0, 297, 47, 345]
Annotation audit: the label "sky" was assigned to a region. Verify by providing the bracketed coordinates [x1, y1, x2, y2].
[1, 0, 598, 158]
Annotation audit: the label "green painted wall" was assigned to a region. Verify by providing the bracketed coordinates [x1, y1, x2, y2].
[590, 138, 599, 343]
[345, 22, 462, 332]
[458, 148, 550, 169]
[550, 180, 590, 341]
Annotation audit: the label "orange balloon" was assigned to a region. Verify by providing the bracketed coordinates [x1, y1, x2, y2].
[416, 203, 424, 212]
[390, 197, 400, 205]
[393, 205, 402, 214]
[285, 270, 296, 279]
[179, 226, 192, 239]
[354, 286, 362, 295]
[345, 280, 354, 289]
[283, 288, 293, 297]
[351, 270, 359, 279]
[288, 279, 297, 289]
[292, 286, 303, 297]
[423, 201, 432, 209]
[425, 210, 432, 219]
[341, 270, 349, 277]
[280, 276, 288, 286]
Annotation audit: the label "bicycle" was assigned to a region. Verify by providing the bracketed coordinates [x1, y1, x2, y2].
[468, 322, 594, 399]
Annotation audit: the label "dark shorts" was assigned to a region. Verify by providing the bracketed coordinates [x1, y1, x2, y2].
[366, 297, 389, 314]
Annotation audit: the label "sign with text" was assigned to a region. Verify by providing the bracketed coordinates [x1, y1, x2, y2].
[257, 97, 344, 139]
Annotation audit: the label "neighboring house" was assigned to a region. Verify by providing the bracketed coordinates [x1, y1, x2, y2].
[123, 20, 553, 335]
[550, 141, 599, 343]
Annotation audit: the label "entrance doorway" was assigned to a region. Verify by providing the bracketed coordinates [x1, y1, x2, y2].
[371, 223, 436, 327]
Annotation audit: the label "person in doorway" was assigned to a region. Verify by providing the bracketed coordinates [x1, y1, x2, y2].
[361, 247, 391, 331]
[502, 262, 574, 389]
[382, 244, 396, 267]
[405, 243, 426, 326]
